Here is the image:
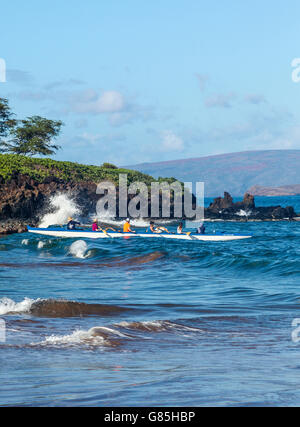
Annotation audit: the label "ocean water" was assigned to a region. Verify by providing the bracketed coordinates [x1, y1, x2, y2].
[0, 196, 300, 407]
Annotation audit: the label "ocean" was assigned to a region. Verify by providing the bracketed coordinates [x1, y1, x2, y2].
[0, 196, 300, 407]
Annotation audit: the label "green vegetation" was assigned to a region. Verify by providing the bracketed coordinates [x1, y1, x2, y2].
[3, 116, 63, 156]
[101, 162, 118, 169]
[0, 98, 63, 156]
[0, 98, 17, 140]
[0, 97, 182, 189]
[0, 153, 164, 186]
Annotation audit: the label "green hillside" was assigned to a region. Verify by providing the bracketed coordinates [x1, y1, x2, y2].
[0, 154, 158, 186]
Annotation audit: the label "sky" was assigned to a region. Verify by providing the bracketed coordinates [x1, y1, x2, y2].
[1, 0, 300, 166]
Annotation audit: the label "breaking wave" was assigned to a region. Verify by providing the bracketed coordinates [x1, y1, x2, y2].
[69, 240, 90, 259]
[0, 298, 132, 318]
[35, 326, 130, 348]
[0, 297, 37, 316]
[32, 321, 203, 349]
[39, 193, 81, 228]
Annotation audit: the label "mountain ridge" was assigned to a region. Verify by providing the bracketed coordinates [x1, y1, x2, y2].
[247, 184, 300, 196]
[126, 150, 300, 196]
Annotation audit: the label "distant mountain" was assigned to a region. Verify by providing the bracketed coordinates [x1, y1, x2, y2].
[126, 150, 300, 196]
[247, 184, 300, 196]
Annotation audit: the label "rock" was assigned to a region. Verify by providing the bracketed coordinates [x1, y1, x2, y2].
[285, 206, 296, 218]
[0, 220, 29, 235]
[242, 193, 255, 209]
[208, 192, 234, 212]
[205, 192, 297, 221]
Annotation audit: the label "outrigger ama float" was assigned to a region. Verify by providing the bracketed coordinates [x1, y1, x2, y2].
[27, 226, 252, 242]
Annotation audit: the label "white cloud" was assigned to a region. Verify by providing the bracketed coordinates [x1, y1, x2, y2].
[161, 130, 184, 152]
[70, 90, 125, 114]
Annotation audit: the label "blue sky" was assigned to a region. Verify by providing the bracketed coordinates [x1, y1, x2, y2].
[1, 0, 300, 166]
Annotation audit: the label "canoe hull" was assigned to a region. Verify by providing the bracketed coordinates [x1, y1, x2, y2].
[27, 227, 252, 242]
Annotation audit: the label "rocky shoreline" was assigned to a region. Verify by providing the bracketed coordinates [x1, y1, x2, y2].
[204, 192, 298, 221]
[0, 176, 299, 235]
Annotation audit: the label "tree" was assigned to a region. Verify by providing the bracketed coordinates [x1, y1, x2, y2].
[0, 98, 16, 142]
[102, 162, 118, 169]
[2, 116, 64, 156]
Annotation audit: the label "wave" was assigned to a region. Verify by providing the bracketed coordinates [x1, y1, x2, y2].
[39, 193, 81, 228]
[116, 320, 203, 333]
[32, 320, 203, 349]
[0, 297, 36, 315]
[0, 298, 132, 318]
[0, 250, 166, 270]
[35, 326, 130, 348]
[69, 240, 91, 259]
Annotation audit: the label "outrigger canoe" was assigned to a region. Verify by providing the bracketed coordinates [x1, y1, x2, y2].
[27, 226, 252, 242]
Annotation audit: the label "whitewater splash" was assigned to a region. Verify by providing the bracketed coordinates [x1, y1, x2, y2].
[39, 193, 81, 228]
[0, 297, 37, 315]
[236, 209, 252, 217]
[38, 192, 173, 231]
[69, 240, 90, 259]
[37, 241, 45, 249]
[36, 326, 130, 348]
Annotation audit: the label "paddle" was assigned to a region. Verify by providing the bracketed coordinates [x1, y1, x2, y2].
[182, 231, 197, 240]
[99, 227, 111, 238]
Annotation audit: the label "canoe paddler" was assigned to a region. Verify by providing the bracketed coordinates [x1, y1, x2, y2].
[197, 223, 206, 234]
[177, 222, 183, 234]
[92, 219, 117, 232]
[123, 218, 136, 233]
[92, 219, 100, 231]
[147, 221, 170, 234]
[67, 216, 81, 230]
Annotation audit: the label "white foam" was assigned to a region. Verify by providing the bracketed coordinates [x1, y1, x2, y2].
[39, 193, 80, 228]
[236, 209, 252, 217]
[69, 240, 89, 259]
[39, 329, 105, 346]
[0, 297, 37, 315]
[37, 241, 45, 249]
[22, 239, 29, 245]
[89, 326, 130, 338]
[36, 326, 128, 347]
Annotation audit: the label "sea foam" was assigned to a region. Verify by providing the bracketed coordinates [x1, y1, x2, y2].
[0, 297, 37, 315]
[39, 193, 80, 228]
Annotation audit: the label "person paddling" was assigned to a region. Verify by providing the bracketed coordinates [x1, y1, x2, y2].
[177, 222, 183, 234]
[92, 219, 100, 231]
[123, 218, 136, 233]
[92, 219, 117, 232]
[67, 217, 81, 230]
[197, 223, 206, 234]
[148, 221, 170, 234]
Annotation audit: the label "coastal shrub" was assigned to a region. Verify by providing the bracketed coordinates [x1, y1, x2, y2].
[102, 162, 118, 169]
[0, 154, 179, 190]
